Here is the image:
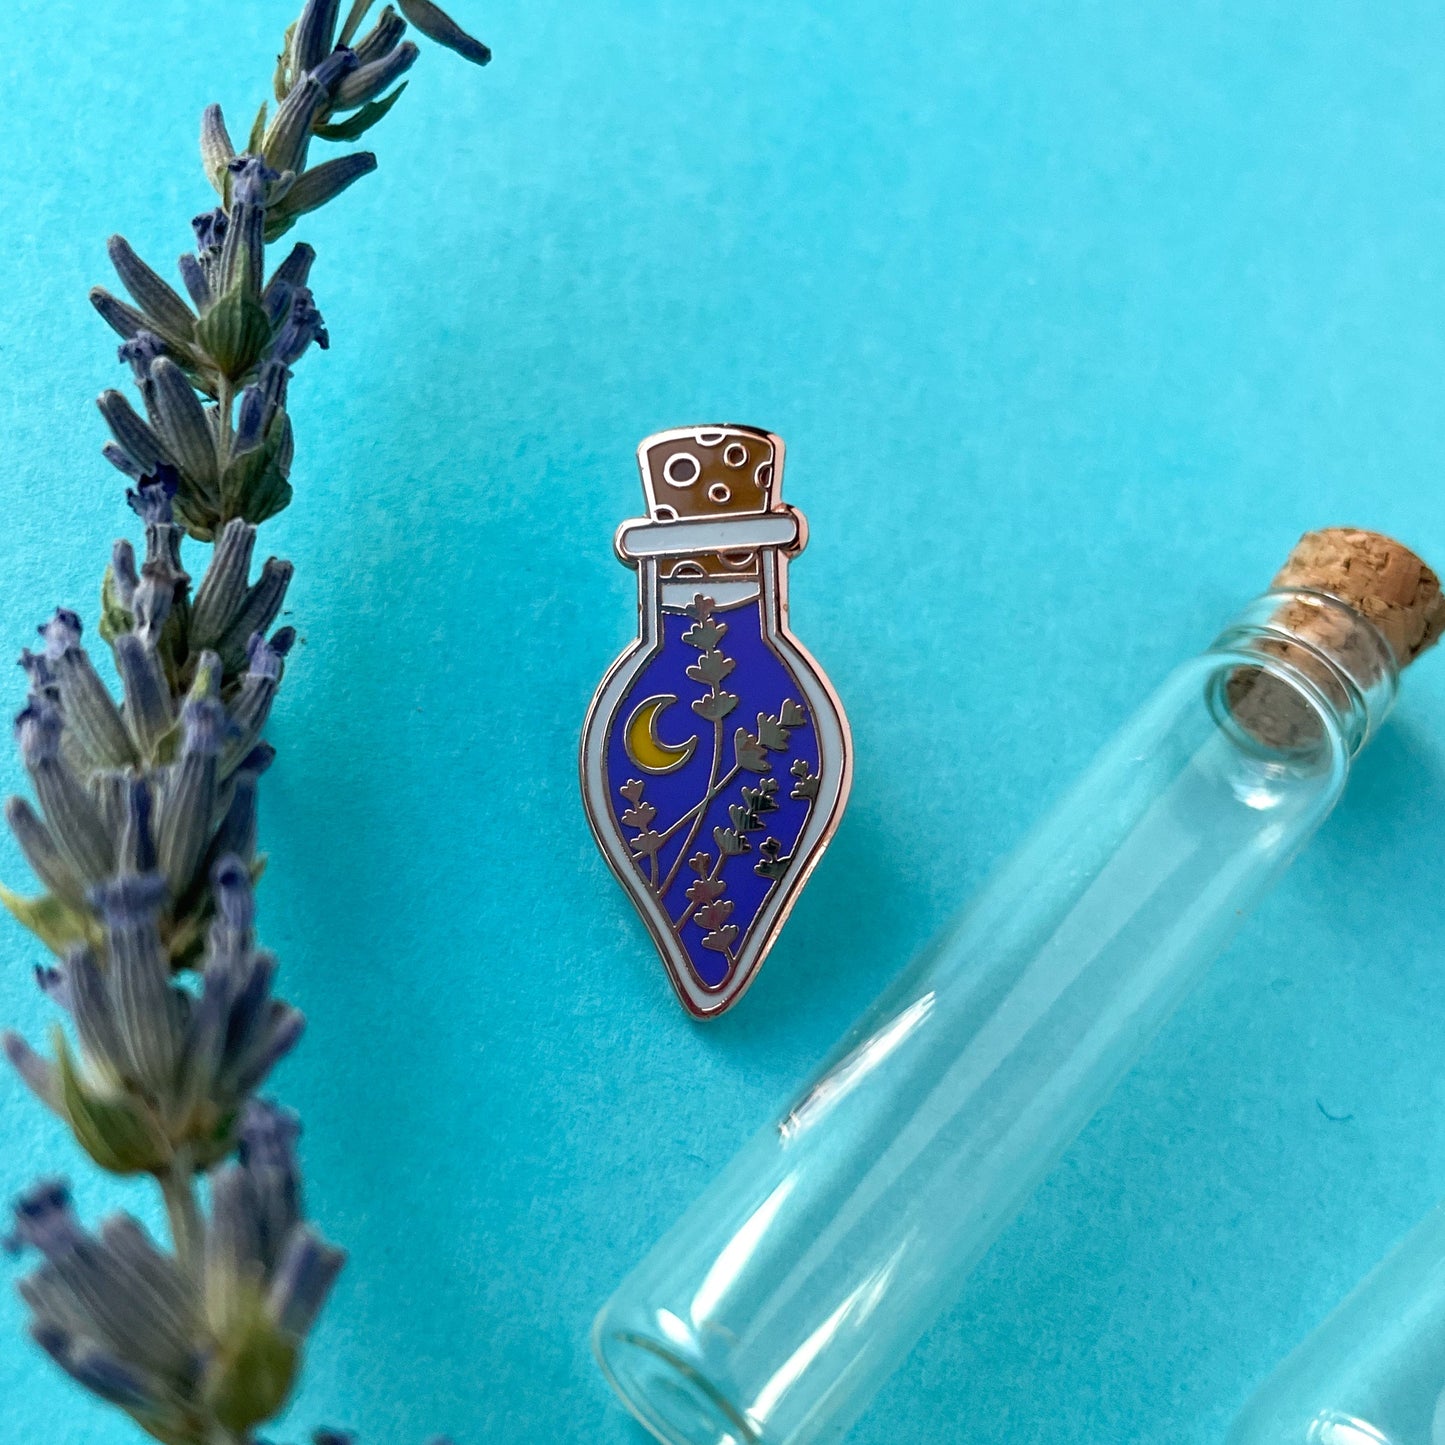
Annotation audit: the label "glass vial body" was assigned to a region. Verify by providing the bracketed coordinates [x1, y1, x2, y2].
[1229, 1203, 1445, 1445]
[594, 589, 1399, 1445]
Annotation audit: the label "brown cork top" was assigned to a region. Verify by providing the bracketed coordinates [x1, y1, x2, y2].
[1272, 527, 1445, 668]
[635, 425, 784, 583]
[1224, 527, 1442, 752]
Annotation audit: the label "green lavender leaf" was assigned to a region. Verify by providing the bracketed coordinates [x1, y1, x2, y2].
[98, 564, 135, 645]
[314, 81, 408, 141]
[196, 286, 273, 379]
[222, 416, 295, 525]
[249, 99, 269, 153]
[204, 1288, 300, 1435]
[0, 886, 102, 955]
[274, 21, 297, 101]
[55, 1031, 170, 1176]
[270, 151, 378, 225]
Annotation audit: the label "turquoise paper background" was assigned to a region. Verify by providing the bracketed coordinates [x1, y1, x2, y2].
[4, 2, 1445, 1440]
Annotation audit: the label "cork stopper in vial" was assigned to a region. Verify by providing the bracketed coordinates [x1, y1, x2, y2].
[1224, 528, 1444, 753]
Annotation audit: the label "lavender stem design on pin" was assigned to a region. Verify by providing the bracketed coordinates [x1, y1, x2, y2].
[581, 426, 851, 1019]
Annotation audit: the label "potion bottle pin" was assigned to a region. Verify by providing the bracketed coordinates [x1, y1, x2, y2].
[580, 425, 852, 1018]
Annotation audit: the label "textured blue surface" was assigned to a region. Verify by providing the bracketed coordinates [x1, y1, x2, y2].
[3, 2, 1445, 1442]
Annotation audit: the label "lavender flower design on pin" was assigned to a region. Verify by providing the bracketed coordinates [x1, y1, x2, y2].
[619, 595, 813, 965]
[3, 2, 489, 1440]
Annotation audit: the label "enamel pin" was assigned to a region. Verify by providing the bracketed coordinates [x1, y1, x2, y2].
[580, 425, 852, 1019]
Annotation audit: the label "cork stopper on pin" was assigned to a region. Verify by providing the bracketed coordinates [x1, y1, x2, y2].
[1226, 527, 1444, 751]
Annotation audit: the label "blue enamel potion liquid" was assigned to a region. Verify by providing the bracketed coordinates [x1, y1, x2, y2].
[580, 425, 851, 1019]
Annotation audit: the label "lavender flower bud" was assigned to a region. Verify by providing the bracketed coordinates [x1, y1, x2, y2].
[12, 1194, 202, 1426]
[98, 390, 171, 478]
[221, 663, 287, 777]
[14, 697, 62, 766]
[5, 1180, 82, 1258]
[311, 44, 359, 92]
[157, 692, 227, 895]
[270, 285, 331, 365]
[147, 358, 219, 499]
[263, 242, 316, 304]
[191, 521, 259, 648]
[270, 155, 376, 232]
[233, 386, 268, 455]
[217, 560, 294, 672]
[89, 287, 151, 343]
[204, 1164, 263, 1331]
[227, 154, 282, 209]
[117, 330, 169, 386]
[15, 699, 115, 882]
[17, 647, 54, 701]
[292, 0, 342, 75]
[217, 203, 267, 306]
[33, 962, 68, 1007]
[5, 798, 86, 909]
[2, 1032, 60, 1111]
[333, 40, 417, 108]
[105, 236, 197, 345]
[39, 609, 137, 770]
[233, 359, 290, 457]
[212, 855, 257, 937]
[181, 696, 228, 758]
[263, 75, 330, 176]
[65, 946, 129, 1088]
[31, 1326, 153, 1410]
[353, 5, 408, 66]
[110, 539, 139, 610]
[259, 626, 295, 668]
[192, 207, 229, 255]
[113, 634, 175, 760]
[234, 1006, 304, 1097]
[267, 1228, 345, 1338]
[37, 608, 80, 657]
[118, 775, 157, 876]
[126, 480, 177, 526]
[101, 443, 146, 482]
[91, 874, 182, 1096]
[128, 485, 187, 579]
[238, 1101, 304, 1254]
[397, 0, 491, 64]
[208, 774, 259, 868]
[199, 103, 236, 195]
[177, 251, 212, 310]
[130, 563, 182, 648]
[239, 741, 277, 776]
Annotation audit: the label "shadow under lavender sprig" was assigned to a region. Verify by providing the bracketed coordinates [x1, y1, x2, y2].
[1, 3, 489, 1441]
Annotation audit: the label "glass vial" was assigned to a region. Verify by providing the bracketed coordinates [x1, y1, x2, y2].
[593, 530, 1444, 1445]
[1228, 1202, 1445, 1445]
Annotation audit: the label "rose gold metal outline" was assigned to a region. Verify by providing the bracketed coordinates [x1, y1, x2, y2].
[579, 424, 852, 1020]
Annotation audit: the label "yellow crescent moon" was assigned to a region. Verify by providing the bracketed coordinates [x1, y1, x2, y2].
[625, 694, 698, 774]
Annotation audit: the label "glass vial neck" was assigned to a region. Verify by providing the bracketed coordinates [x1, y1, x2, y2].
[1208, 588, 1400, 758]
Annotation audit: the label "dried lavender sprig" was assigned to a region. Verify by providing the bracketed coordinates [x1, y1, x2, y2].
[3, 1, 489, 1439]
